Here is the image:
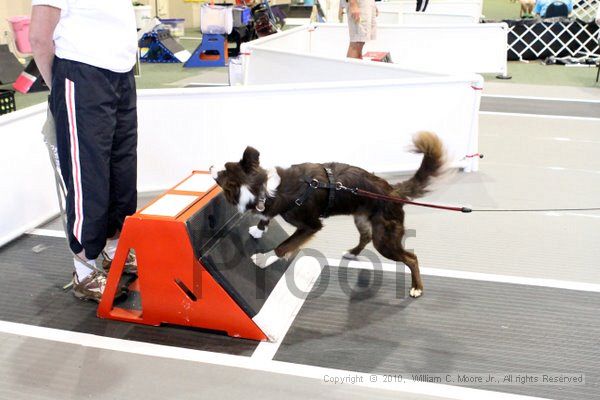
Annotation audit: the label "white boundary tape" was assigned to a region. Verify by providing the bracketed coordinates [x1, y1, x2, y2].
[326, 257, 600, 293]
[252, 256, 323, 357]
[0, 320, 552, 400]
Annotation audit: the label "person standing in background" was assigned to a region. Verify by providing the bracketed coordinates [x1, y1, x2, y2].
[346, 0, 378, 59]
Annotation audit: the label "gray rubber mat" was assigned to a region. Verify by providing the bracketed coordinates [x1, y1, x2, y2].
[274, 266, 600, 400]
[0, 234, 258, 355]
[481, 96, 600, 118]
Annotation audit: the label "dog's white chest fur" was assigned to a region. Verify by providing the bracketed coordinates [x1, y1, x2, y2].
[238, 185, 256, 213]
[266, 168, 281, 197]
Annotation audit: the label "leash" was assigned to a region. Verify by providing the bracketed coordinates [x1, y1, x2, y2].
[296, 175, 600, 214]
[340, 184, 600, 213]
[338, 184, 472, 213]
[466, 207, 600, 212]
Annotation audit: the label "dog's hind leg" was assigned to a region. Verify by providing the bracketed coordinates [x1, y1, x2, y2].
[343, 214, 372, 260]
[371, 217, 424, 298]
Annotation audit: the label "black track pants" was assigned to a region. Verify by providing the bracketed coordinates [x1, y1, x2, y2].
[416, 0, 429, 11]
[49, 57, 137, 260]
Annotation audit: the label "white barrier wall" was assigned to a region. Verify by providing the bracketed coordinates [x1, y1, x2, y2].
[1, 78, 481, 245]
[244, 48, 435, 84]
[245, 23, 508, 75]
[378, 0, 484, 20]
[0, 105, 59, 247]
[136, 80, 481, 182]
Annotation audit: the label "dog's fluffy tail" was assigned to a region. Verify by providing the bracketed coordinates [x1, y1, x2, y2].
[393, 131, 445, 200]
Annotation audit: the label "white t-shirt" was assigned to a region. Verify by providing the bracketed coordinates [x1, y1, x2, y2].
[31, 0, 138, 73]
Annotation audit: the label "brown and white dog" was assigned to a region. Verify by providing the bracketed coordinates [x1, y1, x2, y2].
[210, 131, 445, 298]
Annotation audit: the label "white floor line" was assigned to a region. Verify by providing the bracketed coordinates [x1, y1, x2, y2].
[0, 320, 552, 400]
[252, 257, 323, 360]
[26, 228, 66, 238]
[480, 111, 600, 121]
[325, 258, 600, 293]
[482, 94, 600, 104]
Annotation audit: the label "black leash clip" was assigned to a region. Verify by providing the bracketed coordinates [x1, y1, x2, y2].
[335, 182, 358, 195]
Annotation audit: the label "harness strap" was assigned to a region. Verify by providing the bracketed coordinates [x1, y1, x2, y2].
[323, 167, 336, 218]
[296, 167, 337, 217]
[295, 178, 317, 206]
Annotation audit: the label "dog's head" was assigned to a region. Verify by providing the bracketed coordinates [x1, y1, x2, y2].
[210, 146, 265, 212]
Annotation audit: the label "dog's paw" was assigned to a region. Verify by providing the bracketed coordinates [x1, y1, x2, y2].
[251, 250, 279, 269]
[409, 287, 423, 298]
[249, 225, 266, 239]
[342, 252, 359, 261]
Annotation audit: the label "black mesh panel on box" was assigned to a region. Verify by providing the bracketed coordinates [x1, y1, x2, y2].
[186, 194, 295, 318]
[186, 193, 238, 258]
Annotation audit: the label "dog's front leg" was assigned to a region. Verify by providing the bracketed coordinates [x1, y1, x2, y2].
[251, 225, 321, 268]
[249, 217, 270, 239]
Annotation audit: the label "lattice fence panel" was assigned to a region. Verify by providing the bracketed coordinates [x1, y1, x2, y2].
[573, 0, 599, 23]
[506, 18, 599, 60]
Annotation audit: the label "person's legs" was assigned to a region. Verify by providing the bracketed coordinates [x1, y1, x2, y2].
[102, 70, 138, 268]
[106, 70, 138, 243]
[346, 0, 373, 59]
[50, 58, 120, 293]
[347, 41, 365, 59]
[416, 0, 430, 12]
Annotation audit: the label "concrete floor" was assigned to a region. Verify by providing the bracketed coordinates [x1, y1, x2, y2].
[1, 89, 599, 399]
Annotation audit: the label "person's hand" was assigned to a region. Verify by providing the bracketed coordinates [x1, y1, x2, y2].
[349, 4, 361, 23]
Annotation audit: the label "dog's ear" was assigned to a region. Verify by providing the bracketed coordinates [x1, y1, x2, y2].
[240, 146, 260, 173]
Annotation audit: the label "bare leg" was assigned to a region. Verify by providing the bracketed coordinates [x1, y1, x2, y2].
[343, 214, 372, 260]
[347, 41, 365, 59]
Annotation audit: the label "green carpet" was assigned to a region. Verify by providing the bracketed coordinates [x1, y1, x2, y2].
[483, 0, 524, 20]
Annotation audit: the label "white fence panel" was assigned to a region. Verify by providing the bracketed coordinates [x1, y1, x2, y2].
[0, 105, 58, 247]
[246, 23, 508, 75]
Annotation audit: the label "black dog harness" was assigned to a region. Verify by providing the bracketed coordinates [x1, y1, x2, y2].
[296, 167, 337, 218]
[294, 167, 472, 214]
